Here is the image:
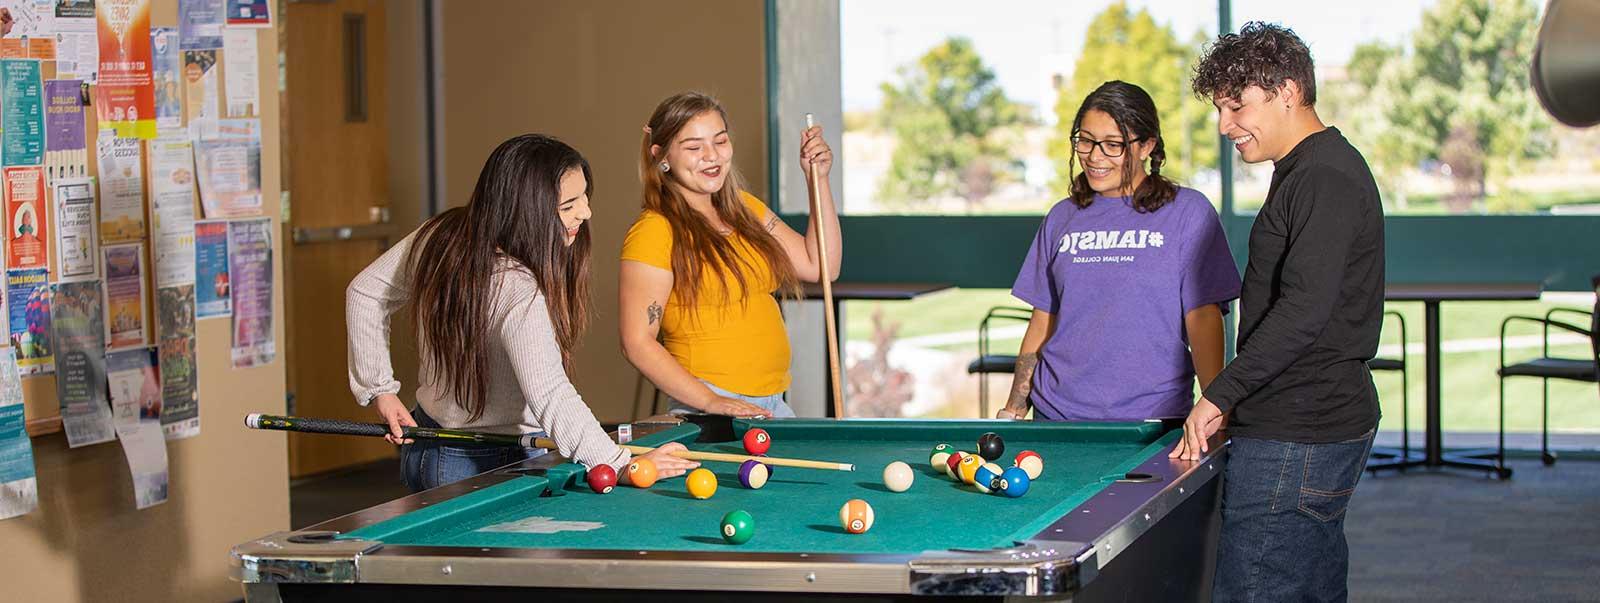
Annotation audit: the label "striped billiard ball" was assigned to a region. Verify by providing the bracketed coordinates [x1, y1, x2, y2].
[973, 462, 1004, 494]
[1014, 450, 1043, 480]
[738, 459, 770, 489]
[840, 499, 875, 534]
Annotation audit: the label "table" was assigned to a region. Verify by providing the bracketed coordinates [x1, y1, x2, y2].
[233, 418, 1224, 601]
[801, 282, 954, 417]
[1371, 282, 1544, 478]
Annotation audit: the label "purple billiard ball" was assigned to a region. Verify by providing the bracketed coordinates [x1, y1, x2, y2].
[738, 459, 771, 489]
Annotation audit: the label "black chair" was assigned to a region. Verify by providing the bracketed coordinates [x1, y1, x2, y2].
[1496, 275, 1599, 470]
[965, 306, 1033, 418]
[1367, 310, 1416, 472]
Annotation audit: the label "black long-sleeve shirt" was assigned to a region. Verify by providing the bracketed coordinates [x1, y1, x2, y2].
[1202, 127, 1384, 443]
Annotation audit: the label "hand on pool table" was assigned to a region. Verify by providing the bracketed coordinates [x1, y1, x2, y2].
[704, 396, 773, 419]
[1169, 397, 1225, 461]
[632, 442, 700, 481]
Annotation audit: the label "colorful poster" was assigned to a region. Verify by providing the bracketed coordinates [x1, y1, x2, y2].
[53, 279, 113, 448]
[157, 284, 195, 439]
[149, 26, 178, 130]
[44, 79, 88, 179]
[0, 1, 56, 59]
[6, 268, 51, 374]
[94, 0, 155, 139]
[95, 131, 143, 241]
[147, 136, 195, 286]
[194, 138, 259, 217]
[176, 0, 220, 50]
[223, 0, 266, 27]
[193, 218, 227, 318]
[102, 241, 145, 349]
[181, 48, 216, 140]
[52, 177, 96, 281]
[220, 27, 255, 117]
[5, 166, 47, 271]
[107, 345, 166, 509]
[216, 116, 257, 140]
[0, 347, 37, 519]
[54, 0, 97, 82]
[227, 217, 270, 367]
[0, 59, 43, 167]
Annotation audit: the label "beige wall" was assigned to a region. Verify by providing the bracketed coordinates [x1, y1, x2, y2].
[438, 0, 769, 421]
[2, 1, 289, 600]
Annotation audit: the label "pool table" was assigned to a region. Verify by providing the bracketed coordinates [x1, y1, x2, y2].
[233, 418, 1225, 601]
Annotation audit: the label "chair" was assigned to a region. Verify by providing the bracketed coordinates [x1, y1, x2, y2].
[1366, 311, 1414, 472]
[965, 306, 1033, 417]
[1496, 275, 1599, 469]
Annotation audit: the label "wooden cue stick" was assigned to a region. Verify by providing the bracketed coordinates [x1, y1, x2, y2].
[805, 113, 845, 418]
[526, 436, 854, 472]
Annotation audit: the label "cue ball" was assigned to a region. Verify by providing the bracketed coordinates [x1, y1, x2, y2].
[999, 467, 1031, 498]
[686, 468, 718, 499]
[977, 432, 1005, 461]
[882, 461, 915, 492]
[625, 457, 659, 488]
[743, 428, 772, 455]
[840, 499, 875, 534]
[738, 459, 770, 489]
[1015, 450, 1044, 480]
[721, 510, 755, 544]
[973, 462, 1004, 494]
[958, 454, 983, 485]
[586, 464, 618, 494]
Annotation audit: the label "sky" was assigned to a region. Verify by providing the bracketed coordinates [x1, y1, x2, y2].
[840, 0, 1437, 113]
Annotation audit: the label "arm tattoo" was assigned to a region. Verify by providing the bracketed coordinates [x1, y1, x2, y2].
[647, 301, 663, 325]
[1004, 353, 1040, 413]
[764, 213, 779, 231]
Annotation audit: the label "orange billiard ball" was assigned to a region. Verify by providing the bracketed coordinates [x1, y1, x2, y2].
[839, 499, 875, 534]
[626, 457, 659, 488]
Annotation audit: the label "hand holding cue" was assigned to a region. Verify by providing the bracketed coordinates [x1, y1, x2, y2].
[804, 113, 845, 418]
[245, 414, 855, 471]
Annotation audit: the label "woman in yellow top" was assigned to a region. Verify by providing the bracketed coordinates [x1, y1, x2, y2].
[621, 92, 839, 418]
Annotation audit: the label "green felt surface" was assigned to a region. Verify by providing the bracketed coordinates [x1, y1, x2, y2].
[342, 420, 1176, 555]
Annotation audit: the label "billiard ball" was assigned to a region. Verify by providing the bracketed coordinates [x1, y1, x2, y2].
[686, 468, 718, 499]
[973, 462, 1004, 494]
[743, 428, 772, 455]
[738, 459, 770, 489]
[586, 464, 618, 494]
[882, 461, 914, 492]
[929, 443, 954, 472]
[625, 457, 659, 488]
[945, 451, 968, 479]
[977, 432, 1005, 461]
[958, 454, 983, 484]
[756, 454, 775, 476]
[1015, 450, 1043, 480]
[720, 510, 755, 544]
[999, 467, 1031, 498]
[840, 499, 875, 534]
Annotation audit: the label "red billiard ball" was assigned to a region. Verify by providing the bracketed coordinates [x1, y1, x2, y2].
[744, 428, 772, 455]
[586, 464, 618, 494]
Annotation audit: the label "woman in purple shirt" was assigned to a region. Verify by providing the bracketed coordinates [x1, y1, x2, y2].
[998, 81, 1241, 422]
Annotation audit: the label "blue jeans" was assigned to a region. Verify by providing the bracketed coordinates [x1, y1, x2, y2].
[398, 407, 546, 493]
[1213, 429, 1376, 603]
[667, 380, 797, 418]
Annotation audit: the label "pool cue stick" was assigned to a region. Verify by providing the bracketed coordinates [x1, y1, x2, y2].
[805, 113, 845, 418]
[245, 414, 856, 471]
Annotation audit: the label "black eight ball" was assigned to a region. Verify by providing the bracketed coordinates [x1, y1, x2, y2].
[977, 432, 1005, 461]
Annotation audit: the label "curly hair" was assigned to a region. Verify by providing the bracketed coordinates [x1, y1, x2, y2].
[1191, 21, 1316, 106]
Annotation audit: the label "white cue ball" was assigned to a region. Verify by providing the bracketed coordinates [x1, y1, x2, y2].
[882, 461, 915, 493]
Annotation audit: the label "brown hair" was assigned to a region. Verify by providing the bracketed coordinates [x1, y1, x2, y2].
[1191, 21, 1317, 106]
[1068, 81, 1179, 213]
[639, 92, 798, 312]
[406, 134, 592, 421]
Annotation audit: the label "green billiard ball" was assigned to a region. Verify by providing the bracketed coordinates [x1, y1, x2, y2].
[721, 510, 755, 544]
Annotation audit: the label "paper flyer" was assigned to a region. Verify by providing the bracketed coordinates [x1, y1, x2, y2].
[157, 284, 196, 439]
[53, 0, 98, 82]
[216, 116, 257, 140]
[52, 177, 96, 282]
[6, 267, 52, 374]
[223, 0, 267, 27]
[107, 346, 167, 509]
[227, 217, 270, 367]
[103, 241, 147, 349]
[54, 279, 114, 448]
[44, 79, 88, 180]
[220, 27, 255, 117]
[0, 59, 44, 167]
[0, 347, 37, 520]
[95, 0, 156, 139]
[95, 131, 145, 241]
[177, 0, 221, 50]
[181, 48, 217, 140]
[194, 138, 260, 217]
[149, 26, 180, 130]
[4, 165, 47, 271]
[193, 218, 228, 318]
[147, 136, 196, 287]
[0, 0, 56, 59]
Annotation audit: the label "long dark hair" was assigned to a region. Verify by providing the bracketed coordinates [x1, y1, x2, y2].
[640, 92, 799, 312]
[406, 134, 593, 421]
[1068, 81, 1179, 213]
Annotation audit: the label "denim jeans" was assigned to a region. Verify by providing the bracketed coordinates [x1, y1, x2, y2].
[667, 380, 797, 418]
[398, 407, 546, 493]
[1213, 429, 1376, 603]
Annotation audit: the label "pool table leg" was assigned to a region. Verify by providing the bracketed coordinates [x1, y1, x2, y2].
[242, 582, 282, 603]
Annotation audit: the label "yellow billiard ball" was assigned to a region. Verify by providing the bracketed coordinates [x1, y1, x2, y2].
[686, 468, 718, 499]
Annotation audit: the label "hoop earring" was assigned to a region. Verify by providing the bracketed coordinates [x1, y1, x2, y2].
[659, 161, 670, 173]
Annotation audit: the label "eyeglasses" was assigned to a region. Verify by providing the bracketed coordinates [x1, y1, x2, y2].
[1070, 135, 1145, 158]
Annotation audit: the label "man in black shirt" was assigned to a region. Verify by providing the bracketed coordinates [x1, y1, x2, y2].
[1178, 22, 1385, 602]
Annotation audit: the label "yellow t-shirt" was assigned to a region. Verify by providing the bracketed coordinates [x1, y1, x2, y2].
[621, 192, 790, 396]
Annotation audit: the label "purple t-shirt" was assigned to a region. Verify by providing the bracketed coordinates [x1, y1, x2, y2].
[1011, 187, 1241, 421]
